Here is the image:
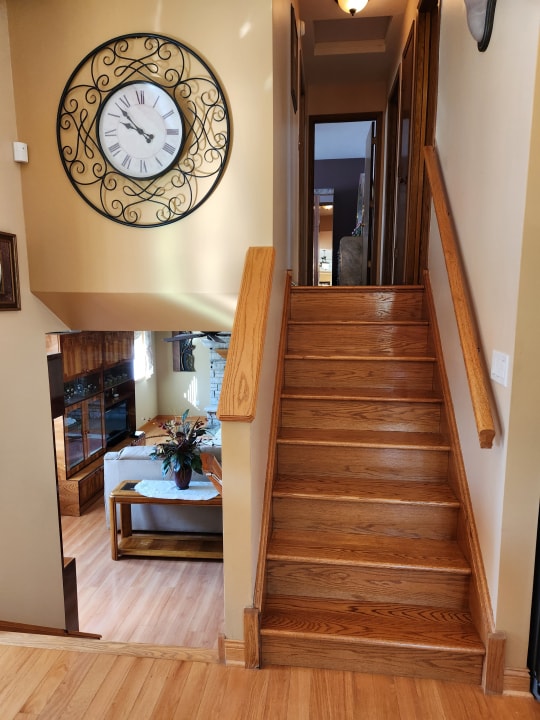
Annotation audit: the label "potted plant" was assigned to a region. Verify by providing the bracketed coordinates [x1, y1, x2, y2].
[149, 410, 206, 489]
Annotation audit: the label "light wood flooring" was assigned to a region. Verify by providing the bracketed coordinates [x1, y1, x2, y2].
[0, 637, 539, 720]
[61, 498, 224, 648]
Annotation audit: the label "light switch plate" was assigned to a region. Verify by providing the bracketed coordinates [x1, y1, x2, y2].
[491, 350, 510, 387]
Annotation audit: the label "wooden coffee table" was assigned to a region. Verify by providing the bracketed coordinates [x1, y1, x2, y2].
[109, 480, 223, 560]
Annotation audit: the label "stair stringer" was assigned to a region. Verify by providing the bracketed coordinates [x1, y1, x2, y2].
[423, 271, 505, 693]
[243, 271, 293, 669]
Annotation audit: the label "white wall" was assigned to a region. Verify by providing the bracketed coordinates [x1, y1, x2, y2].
[429, 0, 540, 667]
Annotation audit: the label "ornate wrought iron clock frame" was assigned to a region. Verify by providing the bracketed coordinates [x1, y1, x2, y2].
[57, 33, 231, 227]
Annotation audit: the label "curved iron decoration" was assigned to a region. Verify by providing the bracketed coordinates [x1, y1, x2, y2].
[57, 33, 231, 227]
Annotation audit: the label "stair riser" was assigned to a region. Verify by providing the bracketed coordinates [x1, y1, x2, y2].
[280, 398, 442, 433]
[260, 636, 483, 684]
[284, 358, 436, 392]
[272, 497, 458, 541]
[290, 290, 426, 323]
[287, 324, 429, 356]
[277, 444, 449, 482]
[266, 561, 470, 610]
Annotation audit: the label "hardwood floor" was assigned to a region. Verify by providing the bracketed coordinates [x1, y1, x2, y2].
[0, 639, 539, 719]
[61, 498, 224, 648]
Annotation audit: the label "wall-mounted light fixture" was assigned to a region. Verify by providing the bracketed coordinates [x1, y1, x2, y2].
[464, 0, 497, 52]
[334, 0, 369, 17]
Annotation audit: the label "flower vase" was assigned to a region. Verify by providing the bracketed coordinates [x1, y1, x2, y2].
[172, 467, 192, 490]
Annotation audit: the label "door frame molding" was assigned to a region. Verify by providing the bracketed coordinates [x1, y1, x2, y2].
[306, 112, 383, 286]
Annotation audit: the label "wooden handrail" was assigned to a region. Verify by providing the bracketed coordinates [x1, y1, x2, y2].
[424, 145, 496, 449]
[217, 247, 275, 422]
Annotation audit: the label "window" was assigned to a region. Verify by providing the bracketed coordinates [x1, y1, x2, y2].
[134, 331, 154, 381]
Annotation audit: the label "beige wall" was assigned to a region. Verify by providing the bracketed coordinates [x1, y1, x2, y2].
[429, 0, 540, 667]
[2, 0, 294, 644]
[7, 0, 275, 330]
[0, 0, 67, 627]
[154, 335, 212, 417]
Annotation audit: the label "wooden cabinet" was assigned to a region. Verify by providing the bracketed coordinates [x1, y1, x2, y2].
[53, 331, 136, 516]
[103, 331, 134, 366]
[60, 332, 103, 379]
[63, 396, 105, 475]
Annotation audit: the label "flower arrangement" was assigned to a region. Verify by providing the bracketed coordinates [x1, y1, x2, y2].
[149, 410, 206, 483]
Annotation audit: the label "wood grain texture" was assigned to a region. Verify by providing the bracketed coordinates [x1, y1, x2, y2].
[60, 499, 224, 648]
[252, 271, 292, 612]
[0, 643, 537, 719]
[283, 356, 437, 391]
[287, 321, 430, 356]
[424, 271, 499, 691]
[218, 247, 275, 422]
[289, 286, 426, 322]
[423, 146, 496, 448]
[252, 285, 497, 688]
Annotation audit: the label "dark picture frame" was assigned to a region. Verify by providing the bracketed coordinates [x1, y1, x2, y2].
[290, 4, 299, 113]
[0, 232, 21, 310]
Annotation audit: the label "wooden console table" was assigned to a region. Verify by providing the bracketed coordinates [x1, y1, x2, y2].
[109, 481, 223, 560]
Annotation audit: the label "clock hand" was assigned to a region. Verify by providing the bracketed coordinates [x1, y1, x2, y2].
[120, 109, 154, 143]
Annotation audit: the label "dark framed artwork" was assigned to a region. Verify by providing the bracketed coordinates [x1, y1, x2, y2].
[0, 232, 21, 310]
[290, 4, 299, 113]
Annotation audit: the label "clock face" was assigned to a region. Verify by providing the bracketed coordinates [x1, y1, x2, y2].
[57, 33, 231, 227]
[97, 82, 183, 179]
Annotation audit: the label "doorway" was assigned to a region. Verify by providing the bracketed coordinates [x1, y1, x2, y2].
[48, 330, 225, 650]
[307, 115, 382, 287]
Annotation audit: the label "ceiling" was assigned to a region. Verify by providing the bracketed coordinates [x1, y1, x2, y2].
[296, 0, 409, 87]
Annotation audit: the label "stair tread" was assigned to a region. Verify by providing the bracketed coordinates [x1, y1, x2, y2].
[277, 427, 451, 450]
[268, 530, 470, 573]
[285, 353, 436, 361]
[281, 386, 442, 402]
[260, 597, 484, 653]
[289, 320, 430, 327]
[274, 476, 459, 506]
[291, 285, 424, 292]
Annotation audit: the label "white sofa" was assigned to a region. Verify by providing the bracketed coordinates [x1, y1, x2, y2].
[104, 444, 222, 533]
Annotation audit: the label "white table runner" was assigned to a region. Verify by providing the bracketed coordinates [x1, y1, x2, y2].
[136, 479, 219, 501]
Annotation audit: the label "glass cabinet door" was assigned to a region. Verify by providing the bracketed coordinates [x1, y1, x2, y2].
[85, 396, 104, 460]
[64, 404, 84, 470]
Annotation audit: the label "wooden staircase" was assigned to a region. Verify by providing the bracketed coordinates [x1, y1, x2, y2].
[254, 285, 489, 685]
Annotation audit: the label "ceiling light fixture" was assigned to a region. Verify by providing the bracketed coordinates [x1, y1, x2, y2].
[464, 0, 497, 51]
[334, 0, 369, 17]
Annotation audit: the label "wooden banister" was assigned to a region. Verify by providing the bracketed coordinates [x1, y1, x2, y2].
[424, 145, 496, 449]
[218, 247, 275, 422]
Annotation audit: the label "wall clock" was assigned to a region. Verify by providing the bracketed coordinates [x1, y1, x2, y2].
[57, 34, 231, 227]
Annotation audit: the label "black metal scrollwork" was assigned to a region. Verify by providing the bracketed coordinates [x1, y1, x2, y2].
[57, 34, 230, 227]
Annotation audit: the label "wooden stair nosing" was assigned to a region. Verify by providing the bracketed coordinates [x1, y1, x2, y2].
[280, 386, 442, 403]
[284, 352, 437, 364]
[267, 531, 471, 574]
[288, 320, 430, 328]
[260, 599, 484, 654]
[277, 427, 451, 451]
[273, 476, 460, 506]
[290, 285, 425, 293]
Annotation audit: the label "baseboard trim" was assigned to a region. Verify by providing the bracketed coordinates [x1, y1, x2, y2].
[504, 667, 531, 696]
[0, 631, 219, 663]
[221, 637, 246, 667]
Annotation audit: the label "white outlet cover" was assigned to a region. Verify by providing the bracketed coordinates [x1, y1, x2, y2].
[491, 350, 510, 387]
